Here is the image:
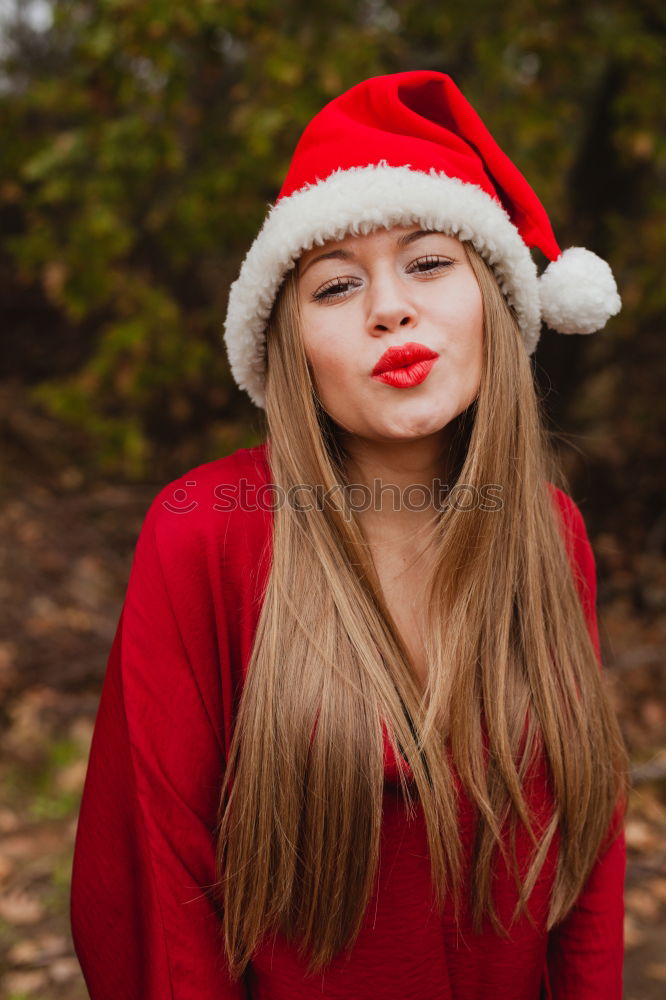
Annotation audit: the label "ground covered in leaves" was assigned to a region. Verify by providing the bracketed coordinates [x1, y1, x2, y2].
[1, 463, 664, 1000]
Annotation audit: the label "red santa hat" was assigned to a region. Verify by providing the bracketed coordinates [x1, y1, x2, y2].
[224, 70, 621, 409]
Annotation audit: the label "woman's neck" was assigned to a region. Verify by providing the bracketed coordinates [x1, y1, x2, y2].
[341, 430, 456, 539]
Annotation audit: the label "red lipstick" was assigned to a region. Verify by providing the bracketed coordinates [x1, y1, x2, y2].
[371, 342, 439, 388]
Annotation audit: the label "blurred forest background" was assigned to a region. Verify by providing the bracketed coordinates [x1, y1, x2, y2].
[0, 0, 664, 997]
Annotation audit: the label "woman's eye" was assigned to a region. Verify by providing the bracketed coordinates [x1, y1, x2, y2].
[311, 277, 362, 302]
[407, 255, 454, 275]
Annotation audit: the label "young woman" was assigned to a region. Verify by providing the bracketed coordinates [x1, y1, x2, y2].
[70, 71, 629, 1000]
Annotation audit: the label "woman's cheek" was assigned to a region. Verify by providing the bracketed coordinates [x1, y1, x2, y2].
[313, 344, 347, 383]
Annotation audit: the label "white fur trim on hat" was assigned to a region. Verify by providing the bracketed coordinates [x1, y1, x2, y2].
[538, 246, 622, 335]
[223, 163, 540, 409]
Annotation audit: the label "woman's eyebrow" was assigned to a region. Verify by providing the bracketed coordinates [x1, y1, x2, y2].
[300, 248, 351, 277]
[299, 229, 443, 277]
[397, 228, 439, 248]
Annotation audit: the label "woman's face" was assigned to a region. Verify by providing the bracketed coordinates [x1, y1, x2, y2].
[296, 225, 484, 446]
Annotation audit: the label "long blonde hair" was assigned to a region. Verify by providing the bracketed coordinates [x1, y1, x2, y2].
[213, 238, 629, 979]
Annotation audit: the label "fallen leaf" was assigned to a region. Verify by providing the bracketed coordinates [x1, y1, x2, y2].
[2, 968, 49, 993]
[624, 912, 644, 949]
[0, 851, 14, 882]
[7, 932, 68, 965]
[50, 955, 81, 983]
[625, 819, 658, 851]
[0, 807, 20, 833]
[650, 877, 666, 903]
[645, 963, 666, 982]
[56, 758, 88, 794]
[0, 887, 45, 924]
[625, 887, 661, 920]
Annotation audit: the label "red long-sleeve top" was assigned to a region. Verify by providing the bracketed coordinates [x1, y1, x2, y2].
[70, 442, 626, 999]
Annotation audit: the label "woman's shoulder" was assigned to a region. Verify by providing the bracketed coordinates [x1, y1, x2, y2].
[545, 482, 600, 650]
[137, 442, 272, 571]
[546, 481, 593, 554]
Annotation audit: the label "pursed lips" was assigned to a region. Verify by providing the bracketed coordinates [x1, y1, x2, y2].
[371, 342, 440, 375]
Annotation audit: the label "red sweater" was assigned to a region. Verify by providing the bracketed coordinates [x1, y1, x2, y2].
[70, 443, 626, 999]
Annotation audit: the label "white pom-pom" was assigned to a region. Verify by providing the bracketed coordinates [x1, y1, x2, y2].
[538, 246, 621, 335]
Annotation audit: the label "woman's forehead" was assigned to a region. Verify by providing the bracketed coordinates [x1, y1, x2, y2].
[297, 225, 463, 268]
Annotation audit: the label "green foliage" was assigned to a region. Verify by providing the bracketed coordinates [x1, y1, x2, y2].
[0, 0, 664, 494]
[29, 788, 81, 822]
[2, 737, 83, 820]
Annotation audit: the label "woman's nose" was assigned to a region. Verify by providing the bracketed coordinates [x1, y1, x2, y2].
[366, 273, 417, 334]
